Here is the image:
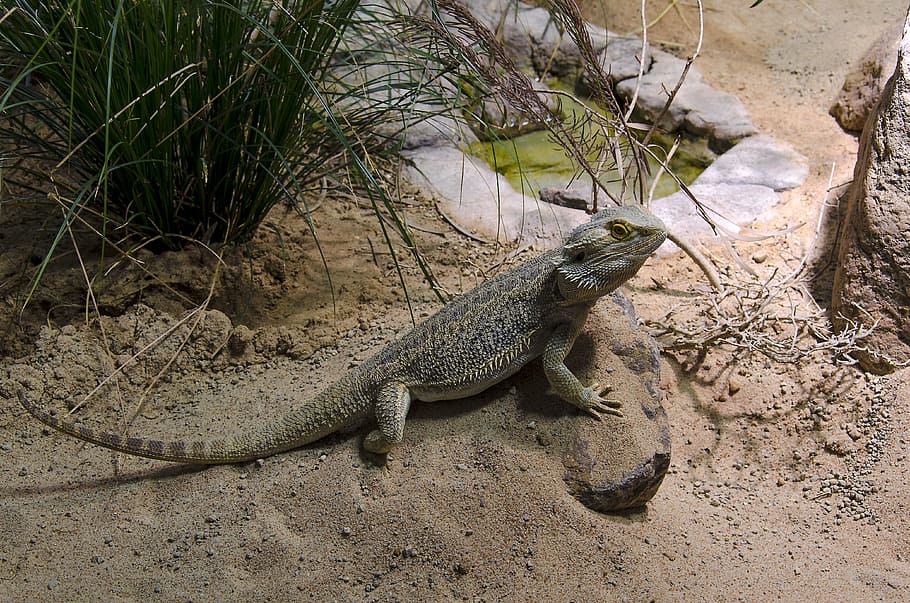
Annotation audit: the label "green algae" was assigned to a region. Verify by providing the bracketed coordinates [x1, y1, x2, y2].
[467, 90, 714, 203]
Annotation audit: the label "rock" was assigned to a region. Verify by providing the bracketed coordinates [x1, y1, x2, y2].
[676, 83, 758, 150]
[469, 1, 609, 78]
[601, 34, 652, 82]
[695, 134, 808, 191]
[334, 60, 475, 151]
[650, 182, 779, 251]
[524, 7, 581, 77]
[845, 423, 864, 442]
[503, 6, 557, 72]
[830, 24, 902, 133]
[562, 292, 670, 512]
[399, 111, 477, 150]
[396, 0, 794, 252]
[616, 50, 702, 131]
[831, 11, 910, 373]
[577, 34, 652, 93]
[401, 144, 588, 245]
[616, 49, 756, 149]
[458, 0, 530, 71]
[468, 81, 563, 141]
[539, 186, 590, 210]
[646, 134, 808, 254]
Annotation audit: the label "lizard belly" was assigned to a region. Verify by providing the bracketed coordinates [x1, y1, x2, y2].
[410, 348, 540, 402]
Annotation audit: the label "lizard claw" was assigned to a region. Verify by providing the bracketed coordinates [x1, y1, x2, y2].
[581, 381, 623, 419]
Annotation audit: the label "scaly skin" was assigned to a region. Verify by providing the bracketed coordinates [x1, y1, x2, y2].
[18, 205, 667, 462]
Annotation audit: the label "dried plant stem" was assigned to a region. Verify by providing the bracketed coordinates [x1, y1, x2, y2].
[641, 0, 703, 149]
[666, 230, 722, 290]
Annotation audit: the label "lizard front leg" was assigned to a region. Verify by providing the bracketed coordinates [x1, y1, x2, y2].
[363, 382, 412, 454]
[542, 319, 623, 419]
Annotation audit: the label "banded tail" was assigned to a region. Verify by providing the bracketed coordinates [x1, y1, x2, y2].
[17, 389, 353, 464]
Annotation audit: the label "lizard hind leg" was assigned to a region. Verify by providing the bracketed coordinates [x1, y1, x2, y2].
[363, 382, 412, 454]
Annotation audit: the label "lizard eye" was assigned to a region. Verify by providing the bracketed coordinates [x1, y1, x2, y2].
[573, 250, 586, 262]
[611, 222, 631, 240]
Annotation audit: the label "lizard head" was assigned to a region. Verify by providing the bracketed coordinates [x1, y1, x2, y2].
[555, 205, 667, 303]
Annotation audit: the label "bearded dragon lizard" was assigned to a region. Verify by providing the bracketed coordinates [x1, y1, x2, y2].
[18, 205, 667, 462]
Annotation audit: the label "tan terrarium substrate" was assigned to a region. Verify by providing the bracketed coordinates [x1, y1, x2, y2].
[2, 1, 909, 599]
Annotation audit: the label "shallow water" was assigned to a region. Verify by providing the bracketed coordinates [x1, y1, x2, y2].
[467, 89, 713, 203]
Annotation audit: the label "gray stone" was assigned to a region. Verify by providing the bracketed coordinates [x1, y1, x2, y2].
[600, 34, 652, 83]
[539, 186, 589, 210]
[524, 8, 580, 77]
[398, 112, 478, 150]
[617, 50, 701, 131]
[459, 2, 566, 74]
[395, 0, 795, 254]
[695, 134, 808, 191]
[677, 83, 757, 149]
[616, 49, 756, 149]
[401, 144, 587, 245]
[583, 23, 610, 54]
[499, 6, 548, 72]
[333, 60, 475, 150]
[576, 34, 652, 99]
[463, 0, 610, 78]
[650, 183, 779, 252]
[436, 0, 758, 148]
[831, 10, 910, 373]
[830, 24, 902, 133]
[468, 80, 562, 142]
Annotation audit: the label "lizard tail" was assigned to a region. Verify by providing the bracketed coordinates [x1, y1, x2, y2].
[16, 388, 363, 464]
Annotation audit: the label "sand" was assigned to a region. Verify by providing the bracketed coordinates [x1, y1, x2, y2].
[2, 1, 909, 600]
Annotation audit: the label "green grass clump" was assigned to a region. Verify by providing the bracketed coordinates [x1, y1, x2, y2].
[0, 0, 382, 249]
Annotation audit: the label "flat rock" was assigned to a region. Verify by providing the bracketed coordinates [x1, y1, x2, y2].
[396, 0, 800, 253]
[616, 50, 702, 132]
[650, 182, 779, 251]
[600, 34, 652, 83]
[398, 110, 477, 150]
[539, 185, 590, 211]
[676, 82, 758, 150]
[695, 134, 808, 191]
[333, 60, 475, 151]
[402, 144, 587, 245]
[616, 49, 756, 149]
[575, 33, 651, 100]
[463, 0, 609, 77]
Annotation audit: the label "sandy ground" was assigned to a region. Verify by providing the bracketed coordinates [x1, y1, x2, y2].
[2, 1, 910, 600]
